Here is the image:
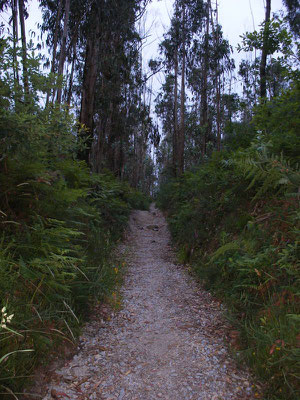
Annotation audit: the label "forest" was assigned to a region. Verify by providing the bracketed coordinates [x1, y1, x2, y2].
[0, 0, 299, 399]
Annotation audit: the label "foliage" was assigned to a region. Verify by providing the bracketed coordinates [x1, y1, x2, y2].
[0, 38, 149, 396]
[238, 17, 293, 58]
[252, 80, 300, 161]
[157, 84, 300, 400]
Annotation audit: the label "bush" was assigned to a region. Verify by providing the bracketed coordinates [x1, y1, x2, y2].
[157, 141, 300, 399]
[0, 39, 146, 396]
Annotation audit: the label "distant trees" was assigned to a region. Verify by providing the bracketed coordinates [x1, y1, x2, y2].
[8, 0, 156, 192]
[283, 0, 300, 36]
[1, 0, 298, 189]
[155, 0, 298, 180]
[156, 0, 233, 177]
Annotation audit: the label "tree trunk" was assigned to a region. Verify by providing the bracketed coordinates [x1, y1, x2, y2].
[260, 0, 271, 100]
[173, 45, 179, 177]
[78, 10, 100, 164]
[11, 0, 19, 84]
[210, 1, 221, 151]
[56, 0, 71, 104]
[200, 0, 210, 156]
[66, 41, 76, 106]
[216, 76, 221, 151]
[46, 0, 63, 106]
[18, 0, 29, 95]
[178, 5, 186, 175]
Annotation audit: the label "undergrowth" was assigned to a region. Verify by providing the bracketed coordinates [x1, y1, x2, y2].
[0, 39, 150, 398]
[157, 83, 300, 400]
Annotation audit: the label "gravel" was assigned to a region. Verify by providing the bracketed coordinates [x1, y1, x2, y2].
[40, 204, 258, 400]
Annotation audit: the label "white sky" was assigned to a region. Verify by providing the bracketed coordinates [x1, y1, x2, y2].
[1, 0, 286, 99]
[141, 0, 285, 98]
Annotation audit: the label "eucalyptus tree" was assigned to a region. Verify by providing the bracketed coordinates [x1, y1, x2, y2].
[56, 0, 70, 103]
[1, 0, 29, 94]
[187, 1, 233, 154]
[155, 74, 177, 177]
[283, 0, 300, 37]
[17, 0, 28, 94]
[40, 0, 89, 105]
[158, 0, 205, 175]
[0, 1, 19, 90]
[260, 0, 271, 99]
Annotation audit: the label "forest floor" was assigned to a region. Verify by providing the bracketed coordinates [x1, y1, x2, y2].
[36, 204, 259, 400]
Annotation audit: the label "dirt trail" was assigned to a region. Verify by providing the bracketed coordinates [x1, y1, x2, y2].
[41, 205, 256, 400]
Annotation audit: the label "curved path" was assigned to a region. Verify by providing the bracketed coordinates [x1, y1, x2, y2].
[42, 205, 256, 400]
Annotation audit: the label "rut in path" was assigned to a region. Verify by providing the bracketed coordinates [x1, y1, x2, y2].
[41, 205, 256, 400]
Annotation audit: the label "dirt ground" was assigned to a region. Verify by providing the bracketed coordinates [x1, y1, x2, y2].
[37, 205, 257, 400]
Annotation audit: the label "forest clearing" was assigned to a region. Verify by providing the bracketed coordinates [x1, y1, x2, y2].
[0, 0, 299, 399]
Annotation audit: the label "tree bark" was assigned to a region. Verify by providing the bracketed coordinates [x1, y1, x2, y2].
[200, 0, 210, 156]
[210, 1, 221, 151]
[56, 0, 71, 104]
[178, 4, 186, 175]
[78, 9, 100, 164]
[173, 45, 179, 177]
[46, 0, 63, 106]
[18, 0, 29, 95]
[66, 41, 76, 106]
[51, 0, 63, 74]
[260, 0, 271, 100]
[11, 0, 19, 84]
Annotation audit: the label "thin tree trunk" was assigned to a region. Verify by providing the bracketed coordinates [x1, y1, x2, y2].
[172, 1, 179, 177]
[216, 75, 221, 151]
[178, 5, 186, 174]
[173, 45, 179, 177]
[11, 0, 19, 84]
[260, 0, 271, 100]
[51, 0, 63, 74]
[18, 0, 29, 95]
[210, 1, 221, 151]
[201, 0, 210, 156]
[56, 0, 71, 104]
[66, 41, 76, 106]
[46, 0, 63, 106]
[78, 11, 100, 164]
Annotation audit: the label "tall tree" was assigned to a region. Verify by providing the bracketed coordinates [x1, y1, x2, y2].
[173, 16, 179, 177]
[159, 0, 205, 174]
[178, 3, 186, 174]
[78, 1, 100, 163]
[18, 0, 29, 95]
[200, 0, 210, 155]
[283, 0, 300, 36]
[56, 0, 70, 104]
[11, 0, 19, 84]
[260, 0, 271, 99]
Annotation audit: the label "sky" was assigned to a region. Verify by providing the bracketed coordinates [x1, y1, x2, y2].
[1, 0, 286, 99]
[141, 0, 285, 98]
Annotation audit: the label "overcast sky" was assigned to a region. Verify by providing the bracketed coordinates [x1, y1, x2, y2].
[23, 0, 285, 62]
[141, 0, 285, 97]
[1, 0, 286, 99]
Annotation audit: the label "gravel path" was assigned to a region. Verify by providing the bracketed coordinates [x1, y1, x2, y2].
[41, 205, 256, 400]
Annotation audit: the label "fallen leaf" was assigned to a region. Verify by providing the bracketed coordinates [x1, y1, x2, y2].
[51, 389, 71, 399]
[93, 380, 103, 389]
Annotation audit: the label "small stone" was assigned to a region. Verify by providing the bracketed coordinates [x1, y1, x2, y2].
[118, 388, 125, 399]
